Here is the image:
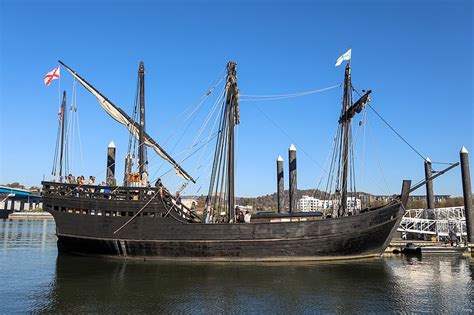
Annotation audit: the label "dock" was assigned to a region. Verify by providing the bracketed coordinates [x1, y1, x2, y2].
[386, 240, 471, 255]
[7, 211, 53, 220]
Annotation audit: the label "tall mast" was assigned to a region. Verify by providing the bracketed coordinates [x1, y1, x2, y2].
[336, 61, 372, 216]
[226, 62, 237, 221]
[58, 91, 67, 178]
[340, 63, 352, 216]
[138, 61, 147, 178]
[205, 61, 239, 223]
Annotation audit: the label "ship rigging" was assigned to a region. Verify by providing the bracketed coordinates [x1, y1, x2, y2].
[41, 53, 458, 261]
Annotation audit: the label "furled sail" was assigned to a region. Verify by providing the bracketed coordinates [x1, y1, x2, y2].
[58, 61, 195, 183]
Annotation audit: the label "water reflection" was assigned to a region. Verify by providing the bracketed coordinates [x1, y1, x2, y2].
[1, 219, 473, 313]
[36, 255, 472, 313]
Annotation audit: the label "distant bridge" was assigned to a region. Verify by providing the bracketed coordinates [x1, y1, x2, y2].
[398, 206, 467, 241]
[0, 186, 42, 213]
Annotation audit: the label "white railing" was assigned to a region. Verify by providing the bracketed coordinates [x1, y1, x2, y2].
[398, 206, 467, 241]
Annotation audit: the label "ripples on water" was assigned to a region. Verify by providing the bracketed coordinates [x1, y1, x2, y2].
[1, 219, 473, 313]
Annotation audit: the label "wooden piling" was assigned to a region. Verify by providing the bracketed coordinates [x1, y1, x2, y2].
[424, 158, 435, 210]
[107, 141, 116, 186]
[289, 144, 297, 213]
[460, 147, 473, 244]
[277, 155, 284, 213]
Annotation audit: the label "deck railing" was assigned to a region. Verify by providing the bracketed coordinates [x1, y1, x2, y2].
[41, 181, 201, 223]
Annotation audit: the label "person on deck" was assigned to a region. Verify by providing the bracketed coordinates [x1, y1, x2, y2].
[141, 171, 149, 187]
[107, 174, 116, 186]
[155, 178, 165, 198]
[244, 210, 251, 223]
[89, 176, 95, 185]
[175, 191, 182, 205]
[236, 206, 244, 223]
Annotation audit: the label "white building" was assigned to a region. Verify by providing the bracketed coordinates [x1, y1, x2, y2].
[181, 198, 197, 209]
[298, 195, 361, 212]
[236, 205, 253, 212]
[346, 197, 361, 211]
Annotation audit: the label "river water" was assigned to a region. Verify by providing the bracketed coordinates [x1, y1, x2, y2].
[1, 219, 473, 313]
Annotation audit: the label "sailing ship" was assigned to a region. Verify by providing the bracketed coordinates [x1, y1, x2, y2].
[42, 59, 413, 261]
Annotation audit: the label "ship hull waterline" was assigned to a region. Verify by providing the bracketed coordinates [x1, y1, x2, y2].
[45, 200, 404, 262]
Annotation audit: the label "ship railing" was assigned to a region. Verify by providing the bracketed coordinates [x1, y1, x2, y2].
[42, 181, 162, 201]
[41, 181, 202, 223]
[159, 190, 201, 223]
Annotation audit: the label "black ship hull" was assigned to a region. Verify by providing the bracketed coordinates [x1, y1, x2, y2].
[42, 182, 405, 261]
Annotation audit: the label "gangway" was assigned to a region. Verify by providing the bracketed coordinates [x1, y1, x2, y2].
[398, 206, 467, 241]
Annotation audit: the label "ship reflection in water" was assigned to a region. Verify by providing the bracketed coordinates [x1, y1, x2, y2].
[1, 219, 473, 313]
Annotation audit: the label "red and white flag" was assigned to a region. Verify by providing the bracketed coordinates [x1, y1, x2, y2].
[44, 66, 60, 86]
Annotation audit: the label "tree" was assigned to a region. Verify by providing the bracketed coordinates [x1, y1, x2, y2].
[4, 182, 26, 189]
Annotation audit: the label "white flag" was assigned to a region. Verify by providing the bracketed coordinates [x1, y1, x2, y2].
[44, 66, 60, 86]
[335, 48, 351, 67]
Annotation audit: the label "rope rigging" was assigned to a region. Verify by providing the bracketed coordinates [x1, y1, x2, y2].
[51, 77, 85, 180]
[55, 58, 459, 220]
[147, 73, 227, 189]
[352, 86, 456, 169]
[204, 61, 240, 223]
[240, 84, 341, 102]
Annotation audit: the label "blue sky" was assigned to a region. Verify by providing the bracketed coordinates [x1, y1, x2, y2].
[0, 0, 472, 197]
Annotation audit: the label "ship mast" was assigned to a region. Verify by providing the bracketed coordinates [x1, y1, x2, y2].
[58, 91, 67, 178]
[336, 62, 372, 216]
[340, 63, 352, 216]
[226, 62, 238, 221]
[138, 61, 147, 179]
[205, 61, 239, 223]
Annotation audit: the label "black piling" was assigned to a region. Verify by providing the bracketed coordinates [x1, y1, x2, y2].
[106, 141, 116, 186]
[289, 144, 297, 213]
[277, 155, 284, 213]
[424, 158, 435, 210]
[460, 147, 473, 244]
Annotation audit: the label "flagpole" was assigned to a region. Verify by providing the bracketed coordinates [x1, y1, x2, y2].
[58, 66, 61, 109]
[58, 65, 61, 182]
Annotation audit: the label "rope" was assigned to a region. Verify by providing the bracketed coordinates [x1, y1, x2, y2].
[254, 104, 328, 174]
[160, 70, 226, 135]
[191, 97, 225, 185]
[147, 73, 226, 183]
[366, 116, 392, 195]
[75, 106, 85, 175]
[352, 88, 457, 169]
[351, 87, 427, 162]
[240, 84, 341, 101]
[113, 190, 159, 234]
[367, 103, 426, 162]
[431, 161, 456, 166]
[150, 133, 219, 183]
